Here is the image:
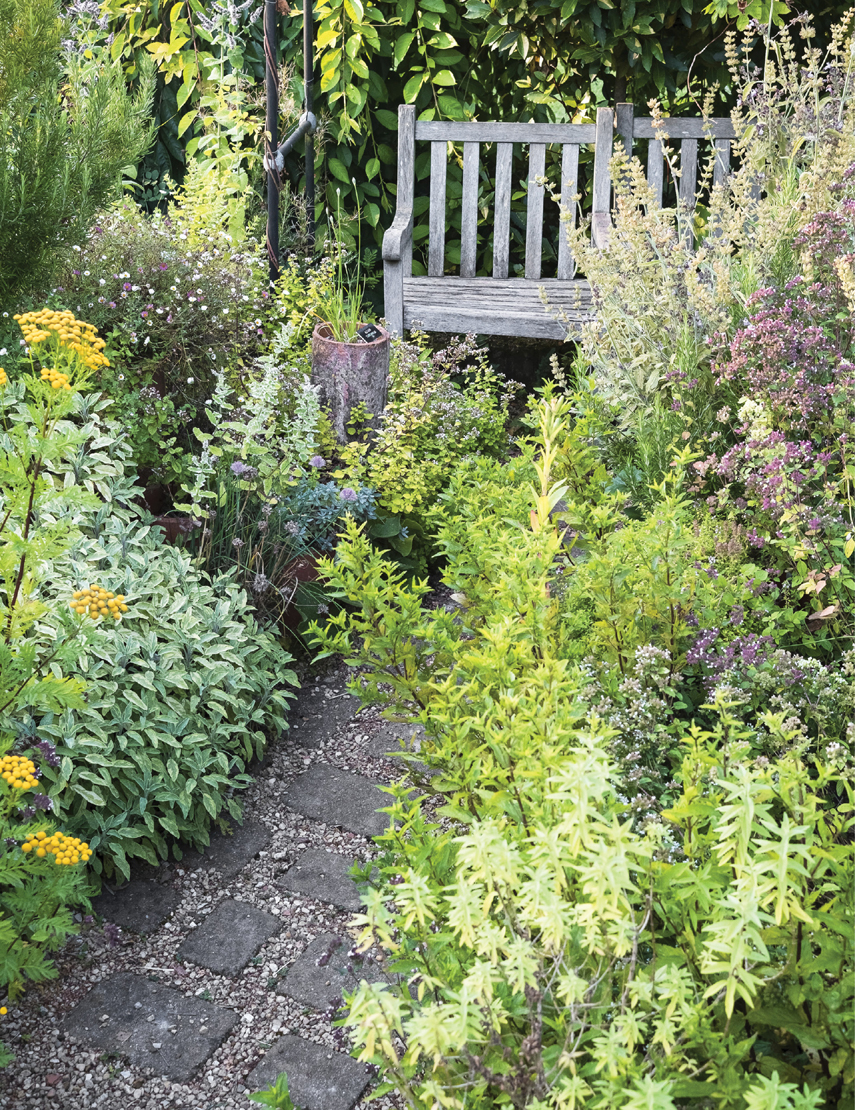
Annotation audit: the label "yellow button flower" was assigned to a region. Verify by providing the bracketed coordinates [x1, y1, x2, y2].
[70, 585, 131, 621]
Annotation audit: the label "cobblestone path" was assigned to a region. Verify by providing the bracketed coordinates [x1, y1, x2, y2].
[0, 664, 427, 1110]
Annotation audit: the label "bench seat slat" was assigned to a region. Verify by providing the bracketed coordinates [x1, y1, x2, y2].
[428, 142, 447, 277]
[460, 141, 480, 278]
[493, 143, 513, 279]
[402, 276, 594, 340]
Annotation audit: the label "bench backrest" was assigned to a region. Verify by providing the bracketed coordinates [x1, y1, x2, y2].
[419, 119, 597, 281]
[394, 104, 609, 281]
[392, 103, 739, 280]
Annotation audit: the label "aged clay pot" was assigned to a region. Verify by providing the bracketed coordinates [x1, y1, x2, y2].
[153, 515, 201, 545]
[311, 322, 390, 443]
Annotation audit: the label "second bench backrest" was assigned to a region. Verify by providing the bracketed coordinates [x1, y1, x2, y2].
[614, 103, 738, 209]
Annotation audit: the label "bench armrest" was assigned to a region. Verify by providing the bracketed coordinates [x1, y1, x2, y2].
[382, 210, 413, 263]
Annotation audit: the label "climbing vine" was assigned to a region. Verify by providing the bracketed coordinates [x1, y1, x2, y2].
[79, 0, 829, 256]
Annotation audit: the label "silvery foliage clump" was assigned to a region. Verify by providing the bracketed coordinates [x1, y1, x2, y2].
[61, 0, 109, 55]
[9, 393, 296, 880]
[195, 0, 262, 50]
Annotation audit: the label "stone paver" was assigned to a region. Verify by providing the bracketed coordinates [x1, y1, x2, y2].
[288, 680, 361, 749]
[62, 972, 237, 1081]
[364, 722, 433, 776]
[91, 880, 181, 936]
[277, 932, 390, 1011]
[247, 1034, 370, 1110]
[282, 765, 393, 839]
[181, 817, 270, 880]
[177, 899, 280, 976]
[277, 849, 366, 912]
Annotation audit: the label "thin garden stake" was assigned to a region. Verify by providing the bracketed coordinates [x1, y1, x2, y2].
[264, 0, 280, 283]
[264, 0, 317, 285]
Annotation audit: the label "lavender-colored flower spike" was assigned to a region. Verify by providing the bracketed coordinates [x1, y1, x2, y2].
[34, 739, 60, 769]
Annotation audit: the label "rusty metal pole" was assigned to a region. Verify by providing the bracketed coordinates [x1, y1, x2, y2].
[303, 0, 314, 250]
[264, 0, 280, 285]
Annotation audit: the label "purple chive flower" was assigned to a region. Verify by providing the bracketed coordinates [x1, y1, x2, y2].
[32, 794, 53, 812]
[34, 739, 60, 768]
[308, 455, 326, 468]
[230, 460, 257, 478]
[340, 487, 358, 502]
[103, 922, 122, 949]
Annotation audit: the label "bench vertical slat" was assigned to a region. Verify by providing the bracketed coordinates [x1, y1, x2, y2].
[679, 138, 699, 207]
[713, 138, 731, 189]
[460, 141, 480, 278]
[591, 107, 613, 247]
[556, 143, 579, 280]
[428, 141, 447, 277]
[525, 142, 546, 280]
[615, 102, 634, 159]
[647, 138, 664, 206]
[493, 142, 513, 279]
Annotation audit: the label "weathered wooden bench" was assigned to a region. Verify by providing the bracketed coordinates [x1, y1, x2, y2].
[382, 103, 737, 340]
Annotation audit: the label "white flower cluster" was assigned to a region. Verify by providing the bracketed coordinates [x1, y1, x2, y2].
[737, 394, 773, 439]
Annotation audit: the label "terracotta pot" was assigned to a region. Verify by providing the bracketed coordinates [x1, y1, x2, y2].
[143, 484, 172, 516]
[311, 321, 390, 443]
[281, 555, 322, 585]
[154, 515, 201, 545]
[134, 469, 173, 516]
[276, 555, 325, 633]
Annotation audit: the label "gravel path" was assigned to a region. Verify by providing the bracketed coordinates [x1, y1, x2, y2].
[0, 661, 414, 1110]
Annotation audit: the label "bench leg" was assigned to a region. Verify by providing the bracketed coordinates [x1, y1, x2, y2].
[383, 258, 404, 337]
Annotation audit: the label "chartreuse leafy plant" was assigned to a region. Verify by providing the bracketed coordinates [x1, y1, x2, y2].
[311, 395, 854, 1107]
[248, 1071, 304, 1109]
[0, 738, 94, 1015]
[0, 313, 120, 1033]
[328, 333, 516, 572]
[342, 704, 851, 1109]
[5, 396, 298, 881]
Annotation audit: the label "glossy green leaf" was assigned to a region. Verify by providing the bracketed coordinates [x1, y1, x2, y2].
[394, 31, 415, 66]
[403, 72, 426, 102]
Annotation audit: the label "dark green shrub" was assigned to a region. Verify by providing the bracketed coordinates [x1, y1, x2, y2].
[0, 0, 154, 302]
